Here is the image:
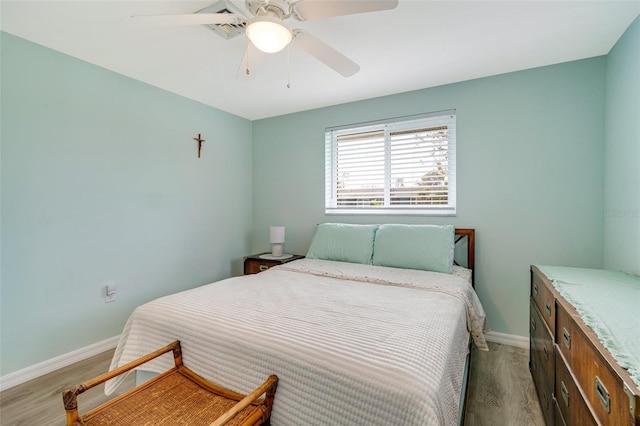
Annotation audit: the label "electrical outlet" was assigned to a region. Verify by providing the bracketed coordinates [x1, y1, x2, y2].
[105, 283, 117, 303]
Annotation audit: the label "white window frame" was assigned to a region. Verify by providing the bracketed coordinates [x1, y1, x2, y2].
[325, 110, 456, 216]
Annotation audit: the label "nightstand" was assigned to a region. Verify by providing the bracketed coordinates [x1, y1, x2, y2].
[243, 253, 305, 275]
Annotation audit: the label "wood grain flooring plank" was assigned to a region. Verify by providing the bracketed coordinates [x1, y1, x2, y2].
[0, 349, 134, 426]
[465, 342, 545, 426]
[1, 342, 544, 425]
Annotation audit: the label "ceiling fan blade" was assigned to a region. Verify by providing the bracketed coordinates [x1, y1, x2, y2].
[131, 13, 244, 26]
[292, 0, 398, 21]
[292, 30, 360, 77]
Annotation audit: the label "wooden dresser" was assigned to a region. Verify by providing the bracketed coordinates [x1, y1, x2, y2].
[530, 265, 640, 426]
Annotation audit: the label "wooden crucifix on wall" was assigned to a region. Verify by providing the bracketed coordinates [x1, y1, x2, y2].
[193, 133, 205, 158]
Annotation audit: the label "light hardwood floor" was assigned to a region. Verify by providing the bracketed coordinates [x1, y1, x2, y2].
[465, 342, 545, 426]
[0, 342, 543, 425]
[0, 351, 135, 426]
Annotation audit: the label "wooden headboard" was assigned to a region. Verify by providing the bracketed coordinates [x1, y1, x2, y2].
[454, 228, 475, 286]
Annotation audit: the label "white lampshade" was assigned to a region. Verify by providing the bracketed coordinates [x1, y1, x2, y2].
[246, 16, 292, 53]
[270, 226, 285, 244]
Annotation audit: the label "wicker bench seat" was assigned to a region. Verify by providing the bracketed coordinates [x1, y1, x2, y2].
[62, 341, 278, 426]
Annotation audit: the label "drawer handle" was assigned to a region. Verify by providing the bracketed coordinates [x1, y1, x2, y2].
[259, 265, 269, 272]
[530, 317, 536, 332]
[563, 327, 571, 349]
[595, 376, 611, 413]
[543, 344, 549, 361]
[533, 283, 539, 296]
[624, 382, 636, 417]
[543, 391, 549, 409]
[561, 381, 569, 407]
[545, 302, 552, 317]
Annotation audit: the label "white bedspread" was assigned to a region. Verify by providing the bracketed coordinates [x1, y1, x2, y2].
[107, 259, 489, 425]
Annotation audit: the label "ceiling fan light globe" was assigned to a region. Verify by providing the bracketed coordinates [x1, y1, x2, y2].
[246, 17, 292, 53]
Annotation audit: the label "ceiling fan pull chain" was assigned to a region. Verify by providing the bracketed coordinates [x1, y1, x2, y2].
[286, 43, 291, 88]
[246, 40, 251, 75]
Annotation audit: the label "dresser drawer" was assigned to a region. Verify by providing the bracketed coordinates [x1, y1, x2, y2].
[531, 347, 554, 426]
[554, 397, 567, 426]
[556, 302, 634, 425]
[530, 299, 555, 387]
[531, 269, 556, 333]
[555, 347, 598, 426]
[530, 337, 550, 410]
[530, 309, 555, 425]
[536, 371, 555, 426]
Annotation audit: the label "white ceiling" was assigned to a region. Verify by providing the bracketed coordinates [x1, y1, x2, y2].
[1, 1, 638, 120]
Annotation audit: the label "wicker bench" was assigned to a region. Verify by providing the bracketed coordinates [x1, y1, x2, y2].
[62, 341, 278, 426]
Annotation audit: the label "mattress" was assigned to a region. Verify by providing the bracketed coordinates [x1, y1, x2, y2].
[107, 259, 489, 425]
[535, 265, 640, 388]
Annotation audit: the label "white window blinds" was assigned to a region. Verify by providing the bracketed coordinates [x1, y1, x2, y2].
[325, 111, 456, 215]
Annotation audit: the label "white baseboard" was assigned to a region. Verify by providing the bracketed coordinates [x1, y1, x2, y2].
[0, 335, 120, 392]
[485, 331, 529, 349]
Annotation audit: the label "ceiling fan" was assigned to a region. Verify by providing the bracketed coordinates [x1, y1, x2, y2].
[133, 0, 399, 77]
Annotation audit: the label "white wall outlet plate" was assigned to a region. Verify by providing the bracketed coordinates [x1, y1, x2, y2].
[105, 283, 117, 303]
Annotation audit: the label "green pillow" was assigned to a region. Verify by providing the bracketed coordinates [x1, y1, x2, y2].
[306, 223, 379, 264]
[372, 224, 454, 273]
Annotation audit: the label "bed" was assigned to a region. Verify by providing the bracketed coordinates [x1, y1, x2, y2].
[106, 224, 489, 425]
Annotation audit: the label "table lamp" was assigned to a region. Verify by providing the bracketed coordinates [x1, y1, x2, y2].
[270, 226, 285, 257]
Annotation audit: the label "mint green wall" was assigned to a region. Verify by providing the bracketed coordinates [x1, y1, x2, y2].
[604, 17, 640, 276]
[252, 58, 607, 337]
[0, 33, 253, 375]
[3, 24, 631, 376]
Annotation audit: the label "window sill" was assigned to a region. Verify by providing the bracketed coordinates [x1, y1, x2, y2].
[325, 208, 456, 216]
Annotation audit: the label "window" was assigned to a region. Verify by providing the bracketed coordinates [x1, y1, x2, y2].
[325, 110, 456, 215]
